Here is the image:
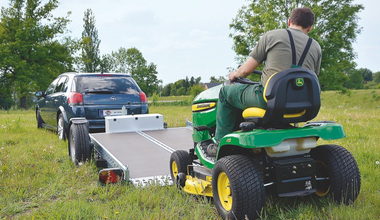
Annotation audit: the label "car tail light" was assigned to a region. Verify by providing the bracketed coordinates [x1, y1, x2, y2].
[68, 92, 83, 105]
[139, 91, 147, 103]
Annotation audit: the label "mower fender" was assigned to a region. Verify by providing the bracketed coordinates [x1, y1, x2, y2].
[219, 122, 345, 150]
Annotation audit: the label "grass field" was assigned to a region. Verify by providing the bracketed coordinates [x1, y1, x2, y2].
[0, 90, 379, 219]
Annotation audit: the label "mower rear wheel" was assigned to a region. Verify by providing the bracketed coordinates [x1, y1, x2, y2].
[212, 155, 265, 219]
[170, 150, 192, 187]
[310, 144, 361, 204]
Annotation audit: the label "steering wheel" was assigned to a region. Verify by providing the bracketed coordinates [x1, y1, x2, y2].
[232, 70, 263, 85]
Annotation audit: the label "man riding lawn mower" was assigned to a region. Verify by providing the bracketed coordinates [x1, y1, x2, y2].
[170, 69, 360, 219]
[169, 7, 360, 220]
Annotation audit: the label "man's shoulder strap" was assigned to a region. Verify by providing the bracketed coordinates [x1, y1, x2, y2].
[286, 29, 313, 67]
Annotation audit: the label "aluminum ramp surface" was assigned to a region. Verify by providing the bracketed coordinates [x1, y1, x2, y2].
[90, 127, 193, 185]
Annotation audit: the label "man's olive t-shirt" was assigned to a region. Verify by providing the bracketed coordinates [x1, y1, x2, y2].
[249, 28, 322, 85]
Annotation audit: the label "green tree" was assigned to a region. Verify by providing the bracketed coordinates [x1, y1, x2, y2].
[98, 54, 113, 73]
[360, 68, 373, 82]
[210, 76, 226, 83]
[229, 0, 363, 91]
[161, 76, 203, 96]
[173, 80, 185, 95]
[170, 83, 177, 96]
[111, 47, 161, 96]
[162, 82, 173, 96]
[79, 8, 100, 72]
[0, 0, 72, 109]
[111, 47, 132, 73]
[190, 76, 195, 87]
[345, 69, 363, 89]
[183, 76, 190, 93]
[374, 71, 380, 84]
[189, 84, 205, 98]
[194, 76, 202, 85]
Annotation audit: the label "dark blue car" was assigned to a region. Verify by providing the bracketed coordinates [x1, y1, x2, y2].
[35, 72, 148, 140]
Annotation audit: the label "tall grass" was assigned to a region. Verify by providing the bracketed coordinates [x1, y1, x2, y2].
[1, 90, 379, 219]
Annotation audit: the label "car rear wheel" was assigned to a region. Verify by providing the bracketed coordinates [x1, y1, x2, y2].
[69, 123, 91, 165]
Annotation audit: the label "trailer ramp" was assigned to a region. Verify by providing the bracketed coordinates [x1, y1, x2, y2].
[90, 114, 193, 186]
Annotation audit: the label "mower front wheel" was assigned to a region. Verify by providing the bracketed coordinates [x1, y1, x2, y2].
[212, 155, 265, 219]
[170, 150, 192, 187]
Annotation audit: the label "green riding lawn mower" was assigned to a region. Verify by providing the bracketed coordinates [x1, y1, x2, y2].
[169, 68, 361, 219]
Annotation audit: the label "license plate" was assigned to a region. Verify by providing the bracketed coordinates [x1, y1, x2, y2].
[100, 109, 127, 117]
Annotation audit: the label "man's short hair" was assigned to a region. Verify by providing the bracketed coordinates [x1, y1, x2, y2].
[289, 7, 315, 28]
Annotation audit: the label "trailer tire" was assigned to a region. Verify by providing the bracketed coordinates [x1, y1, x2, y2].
[212, 155, 265, 220]
[310, 144, 361, 204]
[170, 150, 192, 187]
[69, 123, 91, 165]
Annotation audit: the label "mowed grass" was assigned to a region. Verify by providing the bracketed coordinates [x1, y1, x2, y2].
[0, 90, 379, 219]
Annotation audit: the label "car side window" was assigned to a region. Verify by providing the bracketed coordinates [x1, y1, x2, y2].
[45, 78, 60, 95]
[54, 76, 68, 93]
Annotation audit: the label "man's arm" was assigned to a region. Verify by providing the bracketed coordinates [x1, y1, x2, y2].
[229, 57, 260, 81]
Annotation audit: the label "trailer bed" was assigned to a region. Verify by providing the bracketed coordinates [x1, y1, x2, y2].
[90, 127, 193, 185]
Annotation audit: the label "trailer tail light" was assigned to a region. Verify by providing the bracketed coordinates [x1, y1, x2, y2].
[139, 91, 147, 103]
[99, 168, 124, 184]
[68, 92, 83, 105]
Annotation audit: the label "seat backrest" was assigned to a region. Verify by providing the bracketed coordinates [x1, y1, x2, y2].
[260, 68, 321, 125]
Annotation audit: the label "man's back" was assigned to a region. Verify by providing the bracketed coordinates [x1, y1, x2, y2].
[250, 28, 322, 85]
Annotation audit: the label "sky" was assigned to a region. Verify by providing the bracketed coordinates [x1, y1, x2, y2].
[1, 0, 379, 85]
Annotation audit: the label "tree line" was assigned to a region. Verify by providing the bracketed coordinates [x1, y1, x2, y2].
[0, 0, 378, 110]
[0, 1, 161, 109]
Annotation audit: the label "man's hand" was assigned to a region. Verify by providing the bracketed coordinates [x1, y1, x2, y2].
[229, 71, 238, 82]
[230, 57, 260, 82]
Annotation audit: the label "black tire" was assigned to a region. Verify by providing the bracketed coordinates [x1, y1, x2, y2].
[310, 144, 361, 204]
[69, 123, 91, 165]
[212, 155, 265, 220]
[57, 113, 66, 141]
[36, 110, 43, 128]
[170, 150, 192, 187]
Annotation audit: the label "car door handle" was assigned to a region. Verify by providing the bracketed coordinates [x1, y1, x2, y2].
[54, 99, 58, 102]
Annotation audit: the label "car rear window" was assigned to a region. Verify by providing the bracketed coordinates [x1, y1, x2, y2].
[74, 75, 139, 94]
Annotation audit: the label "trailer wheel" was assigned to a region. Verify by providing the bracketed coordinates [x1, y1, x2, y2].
[170, 150, 192, 187]
[69, 123, 91, 165]
[212, 155, 265, 220]
[310, 144, 361, 204]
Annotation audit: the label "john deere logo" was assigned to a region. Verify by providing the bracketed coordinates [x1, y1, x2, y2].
[296, 78, 304, 87]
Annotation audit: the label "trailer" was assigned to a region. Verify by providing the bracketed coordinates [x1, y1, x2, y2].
[68, 114, 193, 185]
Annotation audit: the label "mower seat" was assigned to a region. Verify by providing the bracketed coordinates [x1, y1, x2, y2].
[242, 68, 321, 126]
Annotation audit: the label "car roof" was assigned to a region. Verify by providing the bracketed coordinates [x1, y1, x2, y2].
[60, 72, 132, 77]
